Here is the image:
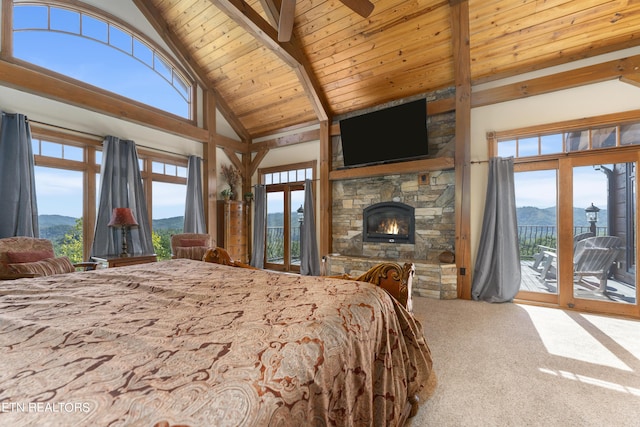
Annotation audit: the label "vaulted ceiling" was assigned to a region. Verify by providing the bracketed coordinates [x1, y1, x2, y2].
[137, 0, 640, 139]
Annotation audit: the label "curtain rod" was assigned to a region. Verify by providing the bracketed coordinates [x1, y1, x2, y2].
[28, 118, 189, 158]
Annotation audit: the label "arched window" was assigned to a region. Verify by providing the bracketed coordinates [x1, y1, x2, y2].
[12, 2, 193, 119]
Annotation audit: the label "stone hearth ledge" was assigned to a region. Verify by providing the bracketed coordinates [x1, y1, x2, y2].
[326, 254, 457, 300]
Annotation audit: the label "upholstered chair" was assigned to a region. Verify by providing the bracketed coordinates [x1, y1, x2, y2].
[0, 237, 97, 280]
[170, 233, 215, 260]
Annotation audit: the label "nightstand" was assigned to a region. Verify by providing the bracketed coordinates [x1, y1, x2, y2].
[92, 254, 157, 268]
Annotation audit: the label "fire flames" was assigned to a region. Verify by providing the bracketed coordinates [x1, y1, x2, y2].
[378, 218, 400, 235]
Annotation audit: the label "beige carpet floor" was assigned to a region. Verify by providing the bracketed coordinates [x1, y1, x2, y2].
[407, 297, 640, 427]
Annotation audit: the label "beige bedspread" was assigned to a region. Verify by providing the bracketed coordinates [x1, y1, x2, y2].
[0, 259, 432, 426]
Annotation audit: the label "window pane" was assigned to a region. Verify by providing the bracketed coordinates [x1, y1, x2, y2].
[177, 166, 187, 178]
[41, 141, 62, 157]
[109, 25, 132, 54]
[290, 190, 305, 266]
[14, 5, 47, 29]
[306, 168, 312, 180]
[35, 167, 84, 263]
[266, 191, 284, 265]
[592, 127, 617, 149]
[82, 15, 108, 42]
[165, 164, 177, 176]
[133, 39, 153, 66]
[64, 145, 83, 161]
[566, 130, 589, 152]
[515, 169, 558, 295]
[50, 8, 79, 33]
[540, 134, 563, 155]
[265, 173, 272, 185]
[154, 56, 172, 81]
[621, 123, 640, 146]
[95, 150, 102, 165]
[497, 140, 516, 157]
[152, 161, 164, 174]
[518, 137, 538, 157]
[152, 182, 186, 260]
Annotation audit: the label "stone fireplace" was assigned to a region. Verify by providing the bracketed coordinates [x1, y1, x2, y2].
[363, 201, 415, 244]
[328, 89, 458, 299]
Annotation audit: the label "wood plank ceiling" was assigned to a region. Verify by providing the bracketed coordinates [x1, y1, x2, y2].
[144, 0, 640, 138]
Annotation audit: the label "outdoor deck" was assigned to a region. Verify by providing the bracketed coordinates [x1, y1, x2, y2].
[520, 260, 637, 304]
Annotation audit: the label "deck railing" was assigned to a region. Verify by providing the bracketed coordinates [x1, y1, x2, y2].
[517, 225, 608, 259]
[266, 226, 301, 263]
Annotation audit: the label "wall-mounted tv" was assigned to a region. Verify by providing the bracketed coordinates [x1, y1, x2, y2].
[339, 98, 428, 168]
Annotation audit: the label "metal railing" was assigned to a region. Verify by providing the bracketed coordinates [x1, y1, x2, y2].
[266, 226, 301, 263]
[518, 225, 608, 259]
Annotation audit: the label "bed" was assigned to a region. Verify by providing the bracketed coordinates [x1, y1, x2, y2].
[0, 259, 433, 426]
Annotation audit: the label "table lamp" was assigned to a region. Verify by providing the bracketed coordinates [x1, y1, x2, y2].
[107, 207, 139, 257]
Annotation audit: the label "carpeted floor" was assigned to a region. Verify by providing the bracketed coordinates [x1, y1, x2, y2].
[407, 297, 640, 427]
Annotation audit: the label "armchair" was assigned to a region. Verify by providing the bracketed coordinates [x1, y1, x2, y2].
[0, 237, 98, 280]
[170, 233, 215, 260]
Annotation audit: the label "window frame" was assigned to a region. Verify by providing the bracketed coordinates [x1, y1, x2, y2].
[31, 125, 189, 261]
[259, 161, 316, 272]
[7, 0, 197, 122]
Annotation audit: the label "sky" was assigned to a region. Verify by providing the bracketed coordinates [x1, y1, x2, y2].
[18, 5, 189, 219]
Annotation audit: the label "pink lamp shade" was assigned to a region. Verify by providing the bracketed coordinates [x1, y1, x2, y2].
[107, 208, 139, 228]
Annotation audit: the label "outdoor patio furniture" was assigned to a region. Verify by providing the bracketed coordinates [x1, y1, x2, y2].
[532, 231, 594, 273]
[538, 235, 622, 293]
[573, 236, 622, 292]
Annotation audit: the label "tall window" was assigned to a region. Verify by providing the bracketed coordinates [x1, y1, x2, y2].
[12, 2, 193, 119]
[32, 134, 98, 263]
[148, 159, 188, 260]
[260, 162, 315, 272]
[32, 127, 189, 262]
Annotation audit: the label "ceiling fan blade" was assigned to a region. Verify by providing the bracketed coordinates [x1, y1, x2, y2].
[339, 0, 375, 18]
[278, 0, 296, 42]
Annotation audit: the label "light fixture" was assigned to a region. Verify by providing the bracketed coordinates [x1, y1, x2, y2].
[107, 207, 139, 257]
[585, 203, 600, 235]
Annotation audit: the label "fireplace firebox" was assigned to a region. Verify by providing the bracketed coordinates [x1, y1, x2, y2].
[363, 202, 415, 244]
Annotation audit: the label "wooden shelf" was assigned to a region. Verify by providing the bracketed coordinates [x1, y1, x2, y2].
[328, 157, 454, 181]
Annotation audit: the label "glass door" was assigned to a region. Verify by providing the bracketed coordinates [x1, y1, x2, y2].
[514, 162, 559, 304]
[264, 184, 304, 272]
[561, 154, 638, 317]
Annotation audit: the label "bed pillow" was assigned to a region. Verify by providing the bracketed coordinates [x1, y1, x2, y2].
[6, 249, 55, 264]
[9, 256, 76, 277]
[175, 246, 209, 261]
[179, 238, 207, 247]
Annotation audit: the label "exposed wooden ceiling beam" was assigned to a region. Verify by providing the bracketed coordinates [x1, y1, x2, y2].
[620, 73, 640, 88]
[472, 54, 640, 108]
[211, 0, 330, 122]
[258, 0, 281, 27]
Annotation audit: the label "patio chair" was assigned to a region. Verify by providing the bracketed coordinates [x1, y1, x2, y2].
[532, 231, 594, 273]
[573, 236, 622, 293]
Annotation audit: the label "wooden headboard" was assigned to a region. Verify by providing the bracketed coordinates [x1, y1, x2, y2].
[329, 262, 415, 311]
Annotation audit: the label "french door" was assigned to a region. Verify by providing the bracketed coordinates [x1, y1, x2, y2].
[264, 183, 305, 272]
[515, 152, 639, 318]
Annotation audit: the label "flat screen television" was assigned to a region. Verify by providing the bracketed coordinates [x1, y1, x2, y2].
[339, 99, 428, 168]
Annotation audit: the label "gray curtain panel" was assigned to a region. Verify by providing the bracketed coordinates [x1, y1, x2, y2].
[250, 184, 266, 268]
[471, 157, 521, 303]
[0, 113, 39, 238]
[300, 179, 320, 276]
[183, 155, 206, 234]
[91, 136, 154, 257]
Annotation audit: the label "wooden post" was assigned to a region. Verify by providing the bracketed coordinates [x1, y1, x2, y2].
[450, 0, 472, 299]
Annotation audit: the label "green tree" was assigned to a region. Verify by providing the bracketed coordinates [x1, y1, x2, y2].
[56, 218, 83, 263]
[152, 229, 174, 260]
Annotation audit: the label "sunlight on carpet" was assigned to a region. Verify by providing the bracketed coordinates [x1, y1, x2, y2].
[520, 305, 632, 371]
